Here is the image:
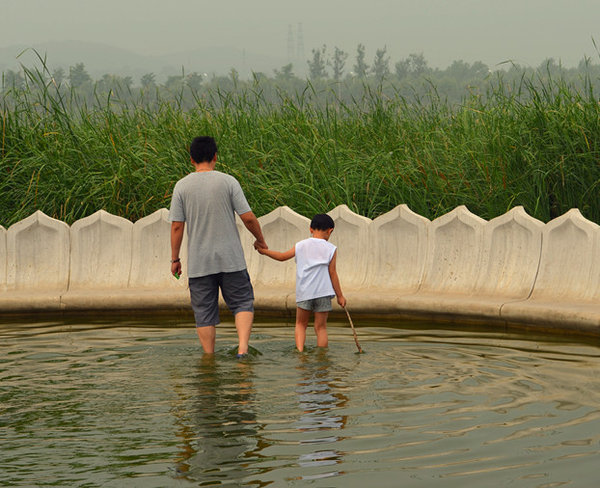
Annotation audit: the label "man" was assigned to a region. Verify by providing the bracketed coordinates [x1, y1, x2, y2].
[169, 136, 267, 356]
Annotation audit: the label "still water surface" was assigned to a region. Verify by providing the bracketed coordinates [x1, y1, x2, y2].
[1, 318, 600, 487]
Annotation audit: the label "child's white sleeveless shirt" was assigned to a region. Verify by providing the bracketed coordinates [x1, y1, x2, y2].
[294, 238, 337, 302]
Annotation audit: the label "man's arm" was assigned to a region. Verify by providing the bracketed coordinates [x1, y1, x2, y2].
[170, 221, 185, 277]
[239, 211, 268, 250]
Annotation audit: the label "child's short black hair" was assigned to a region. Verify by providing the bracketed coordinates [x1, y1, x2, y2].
[190, 136, 217, 163]
[310, 214, 335, 231]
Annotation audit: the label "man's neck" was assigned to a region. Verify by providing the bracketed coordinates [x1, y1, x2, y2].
[194, 163, 215, 172]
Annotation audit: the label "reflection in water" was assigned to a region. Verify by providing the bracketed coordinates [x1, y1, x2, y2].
[170, 355, 270, 486]
[293, 350, 348, 481]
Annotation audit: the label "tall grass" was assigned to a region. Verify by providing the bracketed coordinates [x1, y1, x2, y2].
[1, 65, 599, 227]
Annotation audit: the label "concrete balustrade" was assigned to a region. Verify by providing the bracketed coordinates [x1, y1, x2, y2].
[501, 209, 600, 332]
[476, 207, 544, 300]
[378, 206, 491, 319]
[62, 210, 134, 310]
[6, 211, 70, 292]
[0, 205, 599, 335]
[367, 204, 429, 294]
[2, 212, 69, 311]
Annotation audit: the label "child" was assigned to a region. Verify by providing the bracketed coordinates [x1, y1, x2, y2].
[257, 214, 346, 352]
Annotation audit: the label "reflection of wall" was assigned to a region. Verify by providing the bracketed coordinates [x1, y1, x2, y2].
[0, 205, 599, 334]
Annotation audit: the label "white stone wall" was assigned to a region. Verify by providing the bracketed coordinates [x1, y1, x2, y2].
[0, 205, 599, 333]
[368, 204, 429, 293]
[6, 211, 70, 292]
[69, 210, 133, 290]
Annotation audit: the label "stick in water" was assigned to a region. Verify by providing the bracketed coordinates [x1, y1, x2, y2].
[343, 306, 363, 353]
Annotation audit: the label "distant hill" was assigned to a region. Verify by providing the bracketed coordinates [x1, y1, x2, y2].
[0, 40, 295, 83]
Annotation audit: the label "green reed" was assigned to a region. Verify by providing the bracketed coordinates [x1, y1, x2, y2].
[1, 67, 599, 227]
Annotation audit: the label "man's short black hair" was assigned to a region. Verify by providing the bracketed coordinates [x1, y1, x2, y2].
[310, 214, 335, 231]
[190, 136, 217, 163]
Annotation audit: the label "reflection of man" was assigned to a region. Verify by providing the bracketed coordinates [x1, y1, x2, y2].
[169, 136, 267, 356]
[172, 356, 261, 483]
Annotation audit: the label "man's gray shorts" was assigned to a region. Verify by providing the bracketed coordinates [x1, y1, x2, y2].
[296, 296, 334, 313]
[189, 270, 254, 327]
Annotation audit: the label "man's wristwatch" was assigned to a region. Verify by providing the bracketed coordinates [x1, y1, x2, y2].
[171, 258, 181, 263]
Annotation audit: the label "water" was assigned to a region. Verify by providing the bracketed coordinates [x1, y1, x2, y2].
[1, 317, 600, 487]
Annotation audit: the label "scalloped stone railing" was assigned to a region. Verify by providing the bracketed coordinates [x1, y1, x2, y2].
[1, 205, 599, 335]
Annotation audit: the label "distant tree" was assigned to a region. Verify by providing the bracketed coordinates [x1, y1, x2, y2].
[395, 53, 429, 78]
[3, 69, 25, 89]
[394, 58, 411, 79]
[274, 63, 295, 82]
[372, 46, 390, 81]
[68, 62, 92, 88]
[165, 74, 184, 91]
[121, 76, 133, 90]
[140, 72, 156, 88]
[98, 73, 113, 92]
[470, 61, 489, 78]
[97, 74, 133, 94]
[539, 57, 560, 75]
[353, 44, 369, 78]
[51, 67, 65, 85]
[446, 60, 471, 80]
[330, 47, 348, 81]
[185, 72, 203, 90]
[407, 53, 428, 75]
[308, 45, 328, 80]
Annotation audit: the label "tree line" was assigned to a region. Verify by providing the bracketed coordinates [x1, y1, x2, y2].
[3, 45, 600, 110]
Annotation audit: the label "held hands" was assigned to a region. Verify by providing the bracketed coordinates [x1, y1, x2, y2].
[254, 239, 268, 252]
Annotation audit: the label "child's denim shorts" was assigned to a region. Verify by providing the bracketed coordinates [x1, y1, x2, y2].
[296, 296, 334, 312]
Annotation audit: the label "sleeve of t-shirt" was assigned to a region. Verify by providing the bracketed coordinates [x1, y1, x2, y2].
[168, 183, 186, 222]
[230, 178, 252, 215]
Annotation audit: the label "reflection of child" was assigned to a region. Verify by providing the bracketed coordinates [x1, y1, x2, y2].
[257, 214, 346, 352]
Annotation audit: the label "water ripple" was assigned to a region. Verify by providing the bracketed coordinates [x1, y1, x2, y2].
[1, 322, 600, 486]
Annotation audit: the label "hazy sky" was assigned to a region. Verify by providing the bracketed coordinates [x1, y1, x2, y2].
[1, 0, 600, 68]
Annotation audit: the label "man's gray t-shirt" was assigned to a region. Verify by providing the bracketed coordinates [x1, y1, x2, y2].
[169, 171, 251, 278]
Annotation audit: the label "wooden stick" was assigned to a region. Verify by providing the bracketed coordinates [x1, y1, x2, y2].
[343, 306, 363, 353]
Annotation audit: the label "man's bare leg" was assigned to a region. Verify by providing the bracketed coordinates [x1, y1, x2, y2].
[235, 311, 253, 355]
[196, 326, 216, 354]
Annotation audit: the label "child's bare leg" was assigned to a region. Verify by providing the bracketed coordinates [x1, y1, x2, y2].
[313, 311, 329, 348]
[295, 307, 311, 352]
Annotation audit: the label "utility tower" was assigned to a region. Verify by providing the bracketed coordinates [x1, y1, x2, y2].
[296, 23, 305, 61]
[287, 25, 295, 62]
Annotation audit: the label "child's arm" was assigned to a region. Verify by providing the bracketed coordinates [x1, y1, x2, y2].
[258, 246, 295, 261]
[328, 250, 346, 308]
